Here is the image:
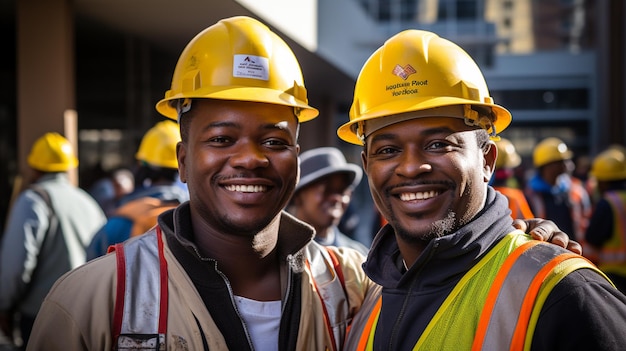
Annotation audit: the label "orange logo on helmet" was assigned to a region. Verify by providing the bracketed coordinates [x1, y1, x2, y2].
[392, 64, 417, 80]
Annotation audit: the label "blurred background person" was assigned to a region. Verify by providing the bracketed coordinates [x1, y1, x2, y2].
[0, 132, 106, 349]
[585, 147, 626, 293]
[88, 167, 135, 218]
[86, 120, 188, 260]
[525, 137, 592, 247]
[287, 147, 369, 255]
[492, 138, 535, 219]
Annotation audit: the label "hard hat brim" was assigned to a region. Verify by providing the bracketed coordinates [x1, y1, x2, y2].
[156, 86, 319, 122]
[338, 96, 512, 145]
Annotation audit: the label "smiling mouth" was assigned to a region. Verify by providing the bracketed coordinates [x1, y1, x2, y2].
[224, 184, 268, 193]
[400, 190, 439, 201]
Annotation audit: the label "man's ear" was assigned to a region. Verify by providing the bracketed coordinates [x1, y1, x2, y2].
[483, 140, 497, 182]
[176, 141, 187, 183]
[361, 148, 368, 173]
[295, 144, 301, 188]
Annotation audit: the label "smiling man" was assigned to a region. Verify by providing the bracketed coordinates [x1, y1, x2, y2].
[25, 16, 374, 351]
[339, 30, 626, 350]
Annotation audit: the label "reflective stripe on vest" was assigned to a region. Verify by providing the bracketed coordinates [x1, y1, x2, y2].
[472, 241, 597, 351]
[304, 242, 350, 351]
[354, 232, 605, 351]
[110, 226, 167, 350]
[598, 191, 626, 265]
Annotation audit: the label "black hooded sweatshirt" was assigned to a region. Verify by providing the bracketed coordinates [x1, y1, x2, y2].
[363, 187, 626, 350]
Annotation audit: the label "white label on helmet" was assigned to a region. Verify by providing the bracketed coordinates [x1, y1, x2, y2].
[233, 55, 269, 81]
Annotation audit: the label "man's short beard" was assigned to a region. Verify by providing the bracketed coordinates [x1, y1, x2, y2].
[430, 210, 456, 239]
[396, 210, 457, 244]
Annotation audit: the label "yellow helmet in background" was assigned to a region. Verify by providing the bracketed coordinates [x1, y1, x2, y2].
[156, 16, 318, 122]
[590, 148, 626, 182]
[27, 132, 78, 172]
[135, 120, 181, 169]
[337, 29, 511, 145]
[533, 137, 573, 168]
[495, 138, 521, 169]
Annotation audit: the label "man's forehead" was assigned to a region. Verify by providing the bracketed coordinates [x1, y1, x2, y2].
[367, 115, 473, 137]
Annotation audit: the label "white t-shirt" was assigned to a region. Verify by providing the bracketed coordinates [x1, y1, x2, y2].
[233, 295, 282, 351]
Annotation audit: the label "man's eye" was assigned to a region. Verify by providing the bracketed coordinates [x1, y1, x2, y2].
[372, 146, 399, 156]
[264, 139, 289, 148]
[426, 141, 449, 150]
[208, 136, 230, 144]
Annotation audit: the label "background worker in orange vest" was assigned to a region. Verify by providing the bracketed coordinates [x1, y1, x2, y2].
[492, 138, 535, 219]
[86, 120, 188, 259]
[585, 147, 626, 293]
[337, 29, 626, 350]
[525, 137, 592, 246]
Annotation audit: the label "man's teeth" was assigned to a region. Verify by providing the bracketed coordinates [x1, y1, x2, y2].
[225, 185, 267, 193]
[400, 191, 438, 201]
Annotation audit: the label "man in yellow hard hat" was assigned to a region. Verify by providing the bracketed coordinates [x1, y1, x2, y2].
[525, 137, 593, 253]
[338, 29, 626, 350]
[27, 17, 585, 351]
[585, 147, 626, 293]
[26, 16, 375, 351]
[0, 133, 106, 349]
[85, 120, 189, 260]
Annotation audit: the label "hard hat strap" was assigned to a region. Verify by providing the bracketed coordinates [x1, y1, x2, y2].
[176, 99, 192, 123]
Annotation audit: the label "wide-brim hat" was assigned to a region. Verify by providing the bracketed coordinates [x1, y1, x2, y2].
[296, 147, 363, 193]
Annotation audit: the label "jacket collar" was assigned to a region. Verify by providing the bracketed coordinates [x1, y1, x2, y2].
[158, 202, 316, 263]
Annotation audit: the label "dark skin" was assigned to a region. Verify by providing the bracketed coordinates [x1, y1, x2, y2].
[176, 99, 300, 301]
[362, 117, 580, 267]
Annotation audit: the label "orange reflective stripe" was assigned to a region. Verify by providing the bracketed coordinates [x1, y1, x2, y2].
[305, 259, 338, 351]
[510, 252, 578, 349]
[356, 297, 382, 351]
[472, 241, 538, 351]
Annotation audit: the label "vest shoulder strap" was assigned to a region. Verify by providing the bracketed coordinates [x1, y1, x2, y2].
[304, 242, 351, 351]
[473, 240, 604, 351]
[110, 226, 168, 351]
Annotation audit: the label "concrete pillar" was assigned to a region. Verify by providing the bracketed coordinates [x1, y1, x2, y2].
[17, 0, 76, 184]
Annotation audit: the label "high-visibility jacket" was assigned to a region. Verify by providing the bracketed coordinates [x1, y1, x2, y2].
[596, 191, 626, 276]
[346, 232, 608, 351]
[109, 225, 353, 351]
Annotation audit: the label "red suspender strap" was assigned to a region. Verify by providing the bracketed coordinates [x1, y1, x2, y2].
[111, 243, 126, 343]
[156, 226, 169, 335]
[325, 248, 347, 297]
[306, 259, 338, 351]
[111, 227, 168, 350]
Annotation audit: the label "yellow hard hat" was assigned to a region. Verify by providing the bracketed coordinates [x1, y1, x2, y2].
[495, 138, 521, 169]
[27, 132, 79, 172]
[156, 16, 318, 122]
[337, 29, 511, 145]
[590, 148, 626, 182]
[533, 137, 573, 167]
[135, 120, 181, 169]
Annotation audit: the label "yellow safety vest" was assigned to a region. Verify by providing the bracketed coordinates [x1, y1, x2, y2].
[355, 231, 609, 351]
[597, 191, 626, 276]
